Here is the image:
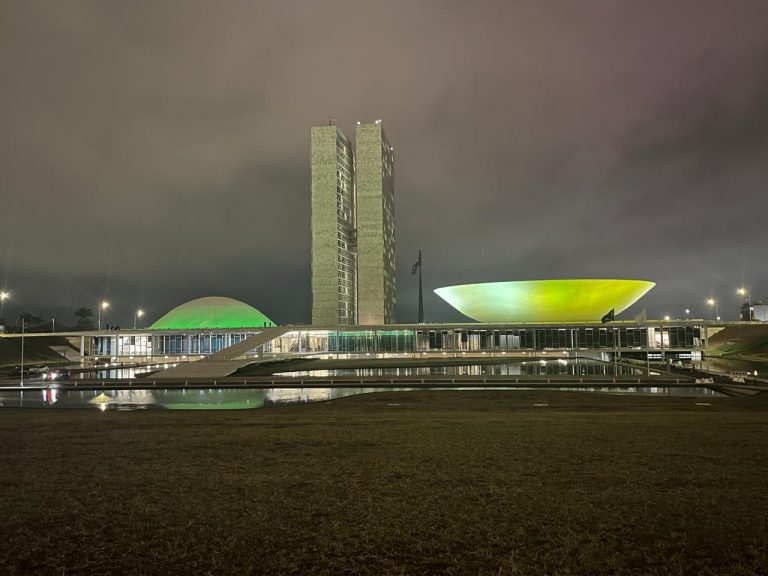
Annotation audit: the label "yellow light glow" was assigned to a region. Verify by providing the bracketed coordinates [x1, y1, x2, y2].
[434, 279, 655, 323]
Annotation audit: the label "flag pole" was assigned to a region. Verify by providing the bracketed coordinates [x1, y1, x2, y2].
[412, 250, 424, 324]
[418, 250, 424, 324]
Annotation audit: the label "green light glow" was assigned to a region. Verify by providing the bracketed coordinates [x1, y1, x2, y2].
[150, 296, 274, 330]
[434, 279, 655, 323]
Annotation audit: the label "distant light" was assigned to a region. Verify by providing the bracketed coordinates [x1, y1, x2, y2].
[685, 309, 690, 314]
[664, 315, 670, 321]
[356, 121, 360, 125]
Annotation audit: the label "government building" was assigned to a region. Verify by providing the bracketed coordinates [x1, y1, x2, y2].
[311, 120, 395, 326]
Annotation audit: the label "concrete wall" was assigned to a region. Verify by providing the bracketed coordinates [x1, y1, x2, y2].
[311, 126, 356, 325]
[356, 122, 396, 324]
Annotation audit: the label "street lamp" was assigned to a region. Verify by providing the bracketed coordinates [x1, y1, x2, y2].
[134, 309, 144, 330]
[738, 287, 752, 320]
[0, 291, 8, 301]
[685, 308, 691, 320]
[707, 298, 719, 321]
[97, 300, 110, 330]
[20, 316, 25, 387]
[664, 315, 670, 321]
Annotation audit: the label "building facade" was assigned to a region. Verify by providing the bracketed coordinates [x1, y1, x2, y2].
[84, 322, 707, 361]
[311, 126, 357, 325]
[311, 120, 396, 326]
[356, 121, 396, 324]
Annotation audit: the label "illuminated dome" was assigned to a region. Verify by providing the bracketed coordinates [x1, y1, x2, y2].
[150, 297, 274, 330]
[434, 279, 655, 323]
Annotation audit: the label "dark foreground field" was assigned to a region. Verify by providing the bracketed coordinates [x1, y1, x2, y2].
[1, 391, 767, 575]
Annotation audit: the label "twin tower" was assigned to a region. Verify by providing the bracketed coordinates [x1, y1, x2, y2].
[311, 120, 395, 326]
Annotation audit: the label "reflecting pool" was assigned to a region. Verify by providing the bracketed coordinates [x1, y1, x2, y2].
[277, 358, 644, 377]
[0, 384, 722, 410]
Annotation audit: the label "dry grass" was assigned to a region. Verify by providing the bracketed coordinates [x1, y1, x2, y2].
[1, 390, 767, 575]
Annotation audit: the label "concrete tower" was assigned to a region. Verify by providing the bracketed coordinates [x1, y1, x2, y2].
[310, 125, 357, 325]
[356, 120, 396, 324]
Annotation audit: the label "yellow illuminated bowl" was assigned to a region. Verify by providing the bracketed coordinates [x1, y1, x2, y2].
[434, 279, 655, 323]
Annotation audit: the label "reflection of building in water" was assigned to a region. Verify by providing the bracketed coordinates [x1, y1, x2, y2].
[281, 359, 642, 378]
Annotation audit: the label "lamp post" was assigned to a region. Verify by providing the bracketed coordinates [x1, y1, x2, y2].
[97, 301, 109, 330]
[20, 316, 25, 387]
[707, 298, 718, 321]
[738, 287, 751, 320]
[0, 292, 8, 326]
[134, 309, 144, 330]
[685, 308, 691, 320]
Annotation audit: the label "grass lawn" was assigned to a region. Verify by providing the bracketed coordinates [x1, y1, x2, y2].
[1, 391, 767, 575]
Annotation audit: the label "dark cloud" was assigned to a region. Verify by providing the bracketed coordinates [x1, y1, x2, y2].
[1, 0, 767, 326]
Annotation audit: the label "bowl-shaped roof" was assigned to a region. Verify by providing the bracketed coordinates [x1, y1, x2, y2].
[434, 279, 655, 323]
[150, 296, 274, 330]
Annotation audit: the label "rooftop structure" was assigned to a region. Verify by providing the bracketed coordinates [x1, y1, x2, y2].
[435, 279, 655, 323]
[150, 296, 274, 330]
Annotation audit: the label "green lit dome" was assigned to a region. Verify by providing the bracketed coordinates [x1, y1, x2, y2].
[435, 279, 655, 323]
[150, 296, 274, 330]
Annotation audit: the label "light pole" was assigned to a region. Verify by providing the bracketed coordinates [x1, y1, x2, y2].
[685, 308, 690, 320]
[134, 309, 144, 330]
[97, 301, 109, 330]
[0, 292, 8, 328]
[20, 316, 25, 387]
[707, 298, 718, 321]
[738, 287, 751, 320]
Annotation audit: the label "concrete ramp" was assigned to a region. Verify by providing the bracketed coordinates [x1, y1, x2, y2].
[206, 327, 289, 361]
[153, 327, 290, 379]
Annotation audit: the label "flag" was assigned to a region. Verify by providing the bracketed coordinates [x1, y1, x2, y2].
[601, 308, 615, 323]
[411, 250, 422, 275]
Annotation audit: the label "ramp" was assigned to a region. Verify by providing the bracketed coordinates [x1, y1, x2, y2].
[205, 327, 289, 361]
[153, 327, 290, 379]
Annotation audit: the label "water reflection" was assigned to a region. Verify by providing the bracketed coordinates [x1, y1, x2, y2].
[75, 363, 177, 380]
[694, 357, 764, 376]
[0, 384, 721, 410]
[279, 359, 643, 378]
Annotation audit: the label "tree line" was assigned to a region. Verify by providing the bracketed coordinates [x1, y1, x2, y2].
[0, 307, 96, 333]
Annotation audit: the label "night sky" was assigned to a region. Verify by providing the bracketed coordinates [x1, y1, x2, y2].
[2, 0, 767, 327]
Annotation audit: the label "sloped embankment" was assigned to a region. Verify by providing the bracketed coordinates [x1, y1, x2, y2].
[0, 335, 74, 367]
[708, 325, 768, 358]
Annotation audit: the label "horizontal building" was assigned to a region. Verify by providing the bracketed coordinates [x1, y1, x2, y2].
[4, 321, 714, 366]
